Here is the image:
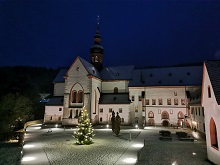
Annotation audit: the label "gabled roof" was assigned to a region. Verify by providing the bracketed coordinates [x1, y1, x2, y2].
[53, 68, 68, 83]
[188, 88, 202, 105]
[46, 97, 63, 106]
[205, 60, 220, 105]
[129, 65, 203, 87]
[100, 65, 134, 80]
[99, 93, 131, 104]
[78, 57, 101, 79]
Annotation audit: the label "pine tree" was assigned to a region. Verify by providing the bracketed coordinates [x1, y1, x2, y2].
[74, 106, 94, 145]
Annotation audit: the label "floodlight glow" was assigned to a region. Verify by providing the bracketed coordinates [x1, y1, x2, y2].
[55, 124, 58, 128]
[132, 143, 144, 148]
[32, 126, 41, 130]
[135, 125, 138, 129]
[22, 157, 35, 162]
[106, 124, 109, 129]
[192, 152, 196, 155]
[123, 158, 137, 164]
[23, 144, 35, 149]
[172, 161, 178, 165]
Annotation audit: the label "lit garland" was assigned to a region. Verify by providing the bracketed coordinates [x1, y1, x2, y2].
[74, 106, 94, 145]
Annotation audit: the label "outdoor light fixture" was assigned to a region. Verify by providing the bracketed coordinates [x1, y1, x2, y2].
[23, 144, 35, 149]
[106, 124, 109, 129]
[123, 158, 137, 164]
[22, 157, 35, 162]
[132, 143, 144, 148]
[55, 124, 58, 128]
[192, 152, 197, 155]
[135, 124, 138, 129]
[172, 161, 178, 165]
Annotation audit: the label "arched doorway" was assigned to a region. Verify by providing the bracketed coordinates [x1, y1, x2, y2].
[162, 120, 169, 126]
[210, 117, 218, 149]
[148, 119, 155, 126]
[177, 119, 183, 127]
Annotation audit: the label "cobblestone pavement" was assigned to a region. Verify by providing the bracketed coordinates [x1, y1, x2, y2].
[21, 125, 213, 165]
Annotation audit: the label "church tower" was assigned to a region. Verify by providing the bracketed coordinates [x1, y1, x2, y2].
[90, 16, 104, 71]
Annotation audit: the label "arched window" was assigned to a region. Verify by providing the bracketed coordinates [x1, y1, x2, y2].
[148, 111, 154, 118]
[78, 91, 83, 103]
[71, 91, 77, 103]
[114, 87, 118, 93]
[210, 118, 218, 149]
[178, 111, 184, 119]
[161, 111, 169, 119]
[208, 86, 211, 98]
[100, 117, 102, 122]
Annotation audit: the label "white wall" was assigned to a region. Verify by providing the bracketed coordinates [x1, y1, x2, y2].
[202, 65, 220, 165]
[54, 83, 65, 96]
[102, 81, 129, 93]
[44, 106, 63, 123]
[98, 104, 130, 125]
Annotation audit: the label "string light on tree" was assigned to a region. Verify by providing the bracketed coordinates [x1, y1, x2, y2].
[74, 106, 94, 145]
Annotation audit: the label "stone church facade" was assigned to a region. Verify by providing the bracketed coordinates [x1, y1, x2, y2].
[44, 23, 203, 127]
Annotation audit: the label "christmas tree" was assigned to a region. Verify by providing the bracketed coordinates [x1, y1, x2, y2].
[74, 106, 94, 145]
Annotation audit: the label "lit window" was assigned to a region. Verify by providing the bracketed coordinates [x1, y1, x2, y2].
[181, 99, 185, 105]
[162, 111, 169, 119]
[72, 91, 77, 103]
[158, 99, 162, 105]
[135, 107, 138, 112]
[148, 111, 154, 118]
[167, 99, 171, 105]
[146, 99, 149, 105]
[78, 91, 83, 103]
[152, 99, 156, 105]
[174, 99, 178, 105]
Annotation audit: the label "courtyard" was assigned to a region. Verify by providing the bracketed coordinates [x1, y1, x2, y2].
[21, 124, 212, 165]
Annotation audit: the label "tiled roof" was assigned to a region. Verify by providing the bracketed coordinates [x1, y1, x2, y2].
[79, 57, 101, 79]
[129, 65, 203, 87]
[99, 93, 131, 104]
[46, 97, 64, 106]
[205, 60, 220, 105]
[100, 65, 134, 80]
[188, 88, 202, 105]
[53, 68, 68, 83]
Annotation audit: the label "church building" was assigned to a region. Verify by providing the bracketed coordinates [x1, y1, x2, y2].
[44, 19, 203, 127]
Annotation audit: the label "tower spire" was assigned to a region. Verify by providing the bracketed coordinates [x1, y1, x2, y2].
[90, 15, 104, 71]
[97, 15, 100, 32]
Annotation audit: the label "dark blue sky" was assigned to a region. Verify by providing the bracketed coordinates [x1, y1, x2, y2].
[1, 0, 220, 68]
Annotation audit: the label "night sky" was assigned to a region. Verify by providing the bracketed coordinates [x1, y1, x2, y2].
[1, 0, 220, 68]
